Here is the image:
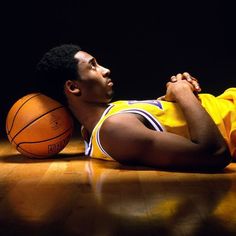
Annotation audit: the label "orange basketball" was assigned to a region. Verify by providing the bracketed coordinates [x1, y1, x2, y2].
[6, 93, 74, 158]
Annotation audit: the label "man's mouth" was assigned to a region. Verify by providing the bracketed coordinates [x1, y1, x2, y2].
[107, 79, 113, 87]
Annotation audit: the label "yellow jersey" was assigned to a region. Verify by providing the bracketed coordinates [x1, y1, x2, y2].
[81, 88, 236, 161]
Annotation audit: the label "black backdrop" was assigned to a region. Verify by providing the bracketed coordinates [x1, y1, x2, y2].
[1, 1, 235, 138]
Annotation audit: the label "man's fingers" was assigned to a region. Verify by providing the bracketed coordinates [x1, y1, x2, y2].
[169, 72, 201, 92]
[191, 80, 201, 92]
[157, 95, 166, 101]
[182, 72, 201, 92]
[176, 73, 183, 81]
[183, 72, 198, 83]
[170, 76, 177, 82]
[183, 72, 192, 81]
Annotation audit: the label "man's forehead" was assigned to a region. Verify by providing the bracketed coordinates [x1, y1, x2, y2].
[74, 51, 93, 63]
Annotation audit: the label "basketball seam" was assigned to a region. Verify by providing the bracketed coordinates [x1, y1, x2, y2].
[16, 128, 72, 157]
[6, 93, 42, 135]
[10, 105, 65, 143]
[16, 127, 72, 146]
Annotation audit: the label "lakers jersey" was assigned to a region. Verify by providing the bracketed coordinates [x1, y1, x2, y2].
[81, 88, 236, 161]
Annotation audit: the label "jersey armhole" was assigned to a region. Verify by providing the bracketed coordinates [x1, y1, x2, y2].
[95, 109, 164, 160]
[96, 125, 114, 159]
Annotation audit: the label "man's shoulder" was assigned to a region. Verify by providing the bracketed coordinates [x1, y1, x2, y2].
[102, 113, 139, 130]
[99, 113, 146, 139]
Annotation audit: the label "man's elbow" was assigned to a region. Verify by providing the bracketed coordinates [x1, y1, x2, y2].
[212, 146, 232, 170]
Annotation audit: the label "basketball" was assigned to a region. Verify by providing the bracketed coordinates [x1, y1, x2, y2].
[6, 93, 74, 158]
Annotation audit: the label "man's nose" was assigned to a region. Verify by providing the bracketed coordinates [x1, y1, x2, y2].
[102, 67, 111, 77]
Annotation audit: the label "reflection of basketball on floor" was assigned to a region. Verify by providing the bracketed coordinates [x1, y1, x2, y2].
[6, 93, 74, 158]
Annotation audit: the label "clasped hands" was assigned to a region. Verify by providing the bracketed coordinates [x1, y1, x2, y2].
[158, 72, 201, 102]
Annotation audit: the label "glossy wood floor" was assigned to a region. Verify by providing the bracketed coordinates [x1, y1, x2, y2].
[1, 137, 236, 236]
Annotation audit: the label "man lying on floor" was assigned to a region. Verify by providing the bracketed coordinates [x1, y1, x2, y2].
[35, 44, 235, 171]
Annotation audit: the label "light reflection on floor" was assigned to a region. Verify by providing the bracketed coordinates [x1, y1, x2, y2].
[0, 138, 236, 235]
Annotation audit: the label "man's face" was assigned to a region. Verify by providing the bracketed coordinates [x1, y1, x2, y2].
[74, 51, 113, 103]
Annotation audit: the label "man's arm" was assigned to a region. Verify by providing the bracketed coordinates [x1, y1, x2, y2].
[100, 78, 231, 170]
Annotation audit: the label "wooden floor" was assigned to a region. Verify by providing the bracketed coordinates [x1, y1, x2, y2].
[1, 138, 236, 236]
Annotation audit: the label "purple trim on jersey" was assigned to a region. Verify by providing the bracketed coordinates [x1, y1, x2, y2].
[119, 108, 164, 132]
[86, 104, 164, 157]
[95, 107, 164, 159]
[96, 127, 112, 158]
[128, 100, 163, 110]
[84, 104, 114, 156]
[85, 140, 92, 156]
[104, 104, 114, 115]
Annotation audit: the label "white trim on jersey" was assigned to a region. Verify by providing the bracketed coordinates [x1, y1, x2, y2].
[96, 126, 113, 159]
[118, 108, 165, 132]
[84, 104, 114, 156]
[95, 108, 165, 159]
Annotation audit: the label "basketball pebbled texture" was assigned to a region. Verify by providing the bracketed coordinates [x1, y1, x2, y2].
[6, 93, 74, 158]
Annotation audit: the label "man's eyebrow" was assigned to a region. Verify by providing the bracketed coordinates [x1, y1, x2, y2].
[88, 57, 95, 64]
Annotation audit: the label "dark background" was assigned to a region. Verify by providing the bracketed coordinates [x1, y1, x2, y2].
[0, 1, 235, 138]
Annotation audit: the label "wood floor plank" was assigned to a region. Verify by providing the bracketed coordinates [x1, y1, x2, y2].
[0, 137, 236, 235]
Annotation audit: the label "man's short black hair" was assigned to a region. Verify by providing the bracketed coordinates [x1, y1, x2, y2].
[35, 44, 81, 105]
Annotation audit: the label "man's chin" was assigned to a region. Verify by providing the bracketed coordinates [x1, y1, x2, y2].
[106, 90, 114, 101]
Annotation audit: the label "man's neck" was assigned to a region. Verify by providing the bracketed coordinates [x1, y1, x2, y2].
[68, 100, 109, 134]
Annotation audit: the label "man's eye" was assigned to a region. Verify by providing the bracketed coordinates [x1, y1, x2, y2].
[91, 61, 96, 69]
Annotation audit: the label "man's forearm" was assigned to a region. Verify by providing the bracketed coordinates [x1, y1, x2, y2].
[176, 89, 228, 154]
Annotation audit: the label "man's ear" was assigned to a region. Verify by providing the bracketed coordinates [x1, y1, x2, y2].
[65, 80, 81, 95]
